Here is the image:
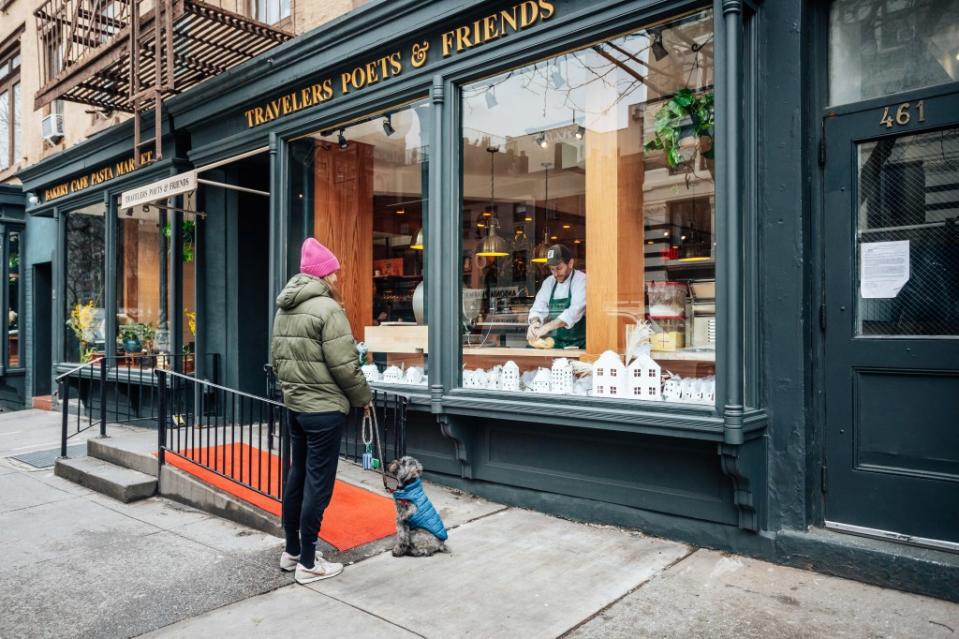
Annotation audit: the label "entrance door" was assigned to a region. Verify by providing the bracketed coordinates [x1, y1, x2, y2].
[823, 88, 959, 548]
[33, 263, 53, 396]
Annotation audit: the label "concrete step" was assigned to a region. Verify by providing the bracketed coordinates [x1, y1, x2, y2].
[55, 456, 157, 503]
[88, 434, 158, 476]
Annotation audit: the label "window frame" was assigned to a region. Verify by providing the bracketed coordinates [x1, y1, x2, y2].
[0, 223, 24, 372]
[282, 96, 434, 392]
[0, 42, 21, 173]
[449, 3, 723, 415]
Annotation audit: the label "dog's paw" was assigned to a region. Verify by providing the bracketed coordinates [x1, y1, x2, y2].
[391, 544, 407, 557]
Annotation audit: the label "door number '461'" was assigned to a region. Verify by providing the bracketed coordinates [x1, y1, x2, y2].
[880, 100, 926, 128]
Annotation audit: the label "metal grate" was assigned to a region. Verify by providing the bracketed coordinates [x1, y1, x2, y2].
[856, 128, 959, 336]
[9, 444, 86, 469]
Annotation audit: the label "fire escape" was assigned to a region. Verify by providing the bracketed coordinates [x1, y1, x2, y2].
[34, 0, 293, 164]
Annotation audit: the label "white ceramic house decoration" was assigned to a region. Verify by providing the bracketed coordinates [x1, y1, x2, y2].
[361, 364, 382, 383]
[550, 358, 574, 395]
[530, 367, 552, 393]
[662, 373, 683, 402]
[501, 361, 520, 391]
[404, 366, 425, 385]
[487, 365, 502, 390]
[382, 365, 404, 384]
[627, 344, 661, 401]
[592, 350, 627, 398]
[472, 368, 490, 389]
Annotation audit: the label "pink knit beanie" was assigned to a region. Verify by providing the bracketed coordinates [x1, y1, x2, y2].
[300, 238, 340, 279]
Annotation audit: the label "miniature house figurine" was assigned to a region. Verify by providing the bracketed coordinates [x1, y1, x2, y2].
[592, 350, 627, 398]
[530, 367, 552, 393]
[361, 364, 382, 383]
[550, 358, 574, 395]
[404, 366, 425, 385]
[501, 361, 520, 392]
[487, 365, 502, 390]
[472, 368, 490, 389]
[627, 345, 662, 401]
[662, 373, 683, 402]
[382, 365, 404, 384]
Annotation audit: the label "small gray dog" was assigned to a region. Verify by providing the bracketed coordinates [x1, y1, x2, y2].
[387, 456, 450, 557]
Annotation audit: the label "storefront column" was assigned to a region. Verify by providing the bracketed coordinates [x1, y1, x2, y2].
[721, 0, 745, 445]
[104, 191, 118, 359]
[428, 74, 452, 407]
[54, 208, 65, 365]
[268, 132, 288, 338]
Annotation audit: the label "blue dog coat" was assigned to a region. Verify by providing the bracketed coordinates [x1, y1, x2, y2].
[392, 478, 448, 541]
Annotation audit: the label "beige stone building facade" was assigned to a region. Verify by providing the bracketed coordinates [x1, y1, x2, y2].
[0, 0, 366, 186]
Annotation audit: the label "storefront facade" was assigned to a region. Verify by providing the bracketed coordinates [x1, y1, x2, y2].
[16, 0, 959, 599]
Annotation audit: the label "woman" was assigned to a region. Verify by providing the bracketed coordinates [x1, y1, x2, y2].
[271, 237, 372, 584]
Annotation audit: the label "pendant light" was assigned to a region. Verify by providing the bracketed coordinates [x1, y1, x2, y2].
[411, 227, 424, 250]
[476, 146, 509, 257]
[531, 161, 552, 263]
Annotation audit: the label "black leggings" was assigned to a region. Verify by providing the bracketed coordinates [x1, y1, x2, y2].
[282, 410, 345, 568]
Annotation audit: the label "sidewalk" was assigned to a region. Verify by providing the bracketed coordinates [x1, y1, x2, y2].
[1, 410, 957, 638]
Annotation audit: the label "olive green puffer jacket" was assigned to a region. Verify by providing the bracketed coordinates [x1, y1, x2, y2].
[271, 274, 371, 414]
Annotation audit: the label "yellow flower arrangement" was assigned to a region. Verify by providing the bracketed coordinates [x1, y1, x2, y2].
[185, 309, 197, 336]
[66, 300, 97, 344]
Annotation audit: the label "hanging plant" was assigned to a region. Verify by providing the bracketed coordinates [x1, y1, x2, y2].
[644, 89, 715, 169]
[163, 221, 196, 263]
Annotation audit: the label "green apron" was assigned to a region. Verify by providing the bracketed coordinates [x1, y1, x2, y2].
[547, 270, 586, 348]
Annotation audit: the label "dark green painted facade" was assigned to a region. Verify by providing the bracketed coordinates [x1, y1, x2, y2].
[12, 0, 959, 601]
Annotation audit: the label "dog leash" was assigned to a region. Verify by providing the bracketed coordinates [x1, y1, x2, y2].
[360, 406, 397, 493]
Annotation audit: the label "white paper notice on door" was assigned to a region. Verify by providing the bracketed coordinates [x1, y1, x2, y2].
[860, 240, 910, 299]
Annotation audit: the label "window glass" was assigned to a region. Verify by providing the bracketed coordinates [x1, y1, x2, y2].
[460, 10, 716, 404]
[830, 0, 959, 105]
[117, 206, 162, 359]
[65, 204, 106, 363]
[0, 89, 8, 170]
[7, 231, 19, 367]
[290, 100, 430, 387]
[256, 0, 290, 24]
[12, 82, 20, 163]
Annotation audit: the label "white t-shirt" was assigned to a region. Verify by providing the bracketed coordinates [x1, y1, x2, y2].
[528, 270, 587, 329]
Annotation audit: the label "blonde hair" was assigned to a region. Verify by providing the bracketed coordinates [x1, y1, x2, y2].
[323, 274, 343, 305]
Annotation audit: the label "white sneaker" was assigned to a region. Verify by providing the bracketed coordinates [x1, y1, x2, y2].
[294, 559, 344, 584]
[280, 550, 323, 572]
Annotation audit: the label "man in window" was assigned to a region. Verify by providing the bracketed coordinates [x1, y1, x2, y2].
[526, 244, 587, 349]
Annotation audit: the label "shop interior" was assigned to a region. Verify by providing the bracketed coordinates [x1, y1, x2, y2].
[290, 101, 431, 386]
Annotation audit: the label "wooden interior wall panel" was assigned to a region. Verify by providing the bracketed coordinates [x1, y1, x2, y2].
[312, 142, 374, 336]
[584, 127, 645, 356]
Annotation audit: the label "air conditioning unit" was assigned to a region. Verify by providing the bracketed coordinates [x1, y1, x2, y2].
[41, 113, 65, 144]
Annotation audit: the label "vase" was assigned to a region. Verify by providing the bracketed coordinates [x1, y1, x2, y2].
[123, 338, 141, 353]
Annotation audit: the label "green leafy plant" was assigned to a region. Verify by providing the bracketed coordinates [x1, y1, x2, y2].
[119, 322, 154, 343]
[644, 89, 715, 169]
[163, 221, 196, 263]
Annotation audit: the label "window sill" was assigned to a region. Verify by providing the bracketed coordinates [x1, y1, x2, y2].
[439, 388, 767, 442]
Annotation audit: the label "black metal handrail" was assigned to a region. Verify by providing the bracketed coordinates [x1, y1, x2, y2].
[57, 353, 221, 458]
[156, 368, 291, 504]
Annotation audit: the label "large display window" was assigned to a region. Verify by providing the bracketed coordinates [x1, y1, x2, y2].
[64, 203, 106, 363]
[116, 202, 198, 367]
[460, 9, 716, 404]
[289, 99, 431, 387]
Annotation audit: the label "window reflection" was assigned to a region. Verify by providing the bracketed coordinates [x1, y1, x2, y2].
[65, 203, 106, 363]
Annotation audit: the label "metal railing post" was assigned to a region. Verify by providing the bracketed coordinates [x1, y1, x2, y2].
[99, 357, 108, 438]
[60, 380, 69, 458]
[156, 370, 167, 467]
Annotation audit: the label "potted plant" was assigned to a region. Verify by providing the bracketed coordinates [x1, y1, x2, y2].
[119, 323, 154, 354]
[644, 89, 714, 176]
[163, 221, 196, 263]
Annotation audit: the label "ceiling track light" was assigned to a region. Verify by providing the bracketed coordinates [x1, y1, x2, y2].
[337, 128, 349, 150]
[650, 27, 669, 61]
[382, 114, 395, 137]
[575, 125, 585, 140]
[536, 132, 548, 149]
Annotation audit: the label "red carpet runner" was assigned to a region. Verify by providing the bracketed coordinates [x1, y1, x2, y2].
[164, 443, 396, 550]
